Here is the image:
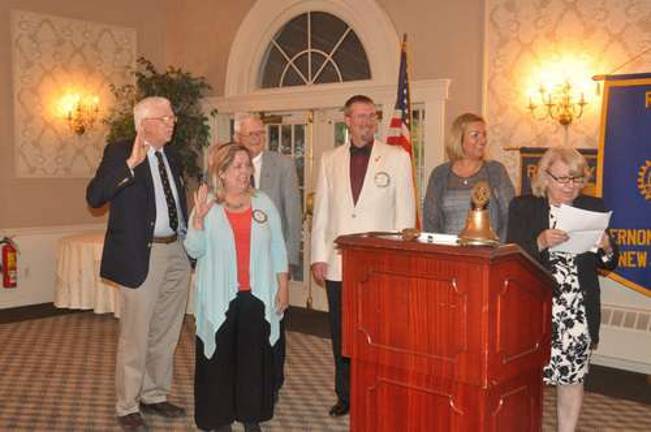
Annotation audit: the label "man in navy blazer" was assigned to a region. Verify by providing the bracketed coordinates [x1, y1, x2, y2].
[87, 96, 191, 432]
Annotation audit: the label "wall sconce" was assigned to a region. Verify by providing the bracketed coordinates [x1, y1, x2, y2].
[58, 93, 100, 135]
[527, 80, 587, 127]
[526, 56, 595, 129]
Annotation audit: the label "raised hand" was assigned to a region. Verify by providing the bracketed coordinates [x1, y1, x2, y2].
[192, 183, 214, 230]
[126, 129, 149, 169]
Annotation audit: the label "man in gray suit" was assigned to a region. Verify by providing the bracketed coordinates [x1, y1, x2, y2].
[235, 114, 301, 401]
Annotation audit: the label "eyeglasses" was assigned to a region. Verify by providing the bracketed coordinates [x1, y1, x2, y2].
[146, 115, 177, 124]
[546, 170, 585, 185]
[242, 130, 266, 139]
[348, 113, 378, 122]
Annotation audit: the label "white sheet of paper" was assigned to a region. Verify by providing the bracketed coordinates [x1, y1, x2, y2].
[418, 232, 459, 246]
[549, 204, 612, 254]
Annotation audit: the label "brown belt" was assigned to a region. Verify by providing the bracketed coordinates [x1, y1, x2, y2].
[152, 234, 178, 244]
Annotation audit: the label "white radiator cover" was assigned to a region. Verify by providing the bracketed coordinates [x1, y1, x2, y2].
[592, 277, 651, 374]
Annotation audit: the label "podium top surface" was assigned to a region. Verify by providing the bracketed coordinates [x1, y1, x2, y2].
[336, 232, 551, 280]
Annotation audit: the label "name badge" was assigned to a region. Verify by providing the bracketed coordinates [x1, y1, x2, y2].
[253, 209, 268, 224]
[374, 171, 391, 188]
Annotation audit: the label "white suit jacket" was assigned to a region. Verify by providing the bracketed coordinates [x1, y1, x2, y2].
[310, 140, 415, 281]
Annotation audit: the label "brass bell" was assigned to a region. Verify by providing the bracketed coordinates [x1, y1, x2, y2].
[459, 181, 499, 246]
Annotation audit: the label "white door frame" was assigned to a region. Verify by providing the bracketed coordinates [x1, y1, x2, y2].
[203, 79, 450, 179]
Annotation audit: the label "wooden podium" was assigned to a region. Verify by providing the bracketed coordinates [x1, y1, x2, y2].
[336, 234, 553, 432]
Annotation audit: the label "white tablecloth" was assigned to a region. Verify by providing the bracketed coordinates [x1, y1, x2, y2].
[55, 230, 122, 316]
[55, 230, 195, 318]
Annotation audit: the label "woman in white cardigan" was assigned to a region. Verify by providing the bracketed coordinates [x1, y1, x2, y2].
[185, 142, 288, 432]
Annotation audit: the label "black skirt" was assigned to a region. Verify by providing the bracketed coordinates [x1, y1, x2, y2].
[194, 291, 275, 430]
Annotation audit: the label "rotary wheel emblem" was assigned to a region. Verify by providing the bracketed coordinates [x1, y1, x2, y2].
[638, 160, 651, 201]
[471, 181, 491, 208]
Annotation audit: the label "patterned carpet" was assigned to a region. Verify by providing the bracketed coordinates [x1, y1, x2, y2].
[0, 313, 649, 431]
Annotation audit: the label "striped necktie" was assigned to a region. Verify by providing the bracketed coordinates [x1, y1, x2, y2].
[154, 151, 178, 232]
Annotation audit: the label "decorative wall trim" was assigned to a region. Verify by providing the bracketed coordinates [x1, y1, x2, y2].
[11, 10, 136, 178]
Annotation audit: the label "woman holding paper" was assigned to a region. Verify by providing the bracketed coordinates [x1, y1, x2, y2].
[507, 147, 618, 432]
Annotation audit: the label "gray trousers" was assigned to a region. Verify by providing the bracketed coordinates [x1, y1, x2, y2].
[115, 240, 191, 416]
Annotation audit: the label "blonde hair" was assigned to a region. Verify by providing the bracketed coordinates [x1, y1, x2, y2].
[446, 113, 485, 161]
[205, 142, 253, 203]
[531, 147, 589, 197]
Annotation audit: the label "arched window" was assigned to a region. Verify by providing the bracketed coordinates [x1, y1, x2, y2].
[260, 11, 371, 88]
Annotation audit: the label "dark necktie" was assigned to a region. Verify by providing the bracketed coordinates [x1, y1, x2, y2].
[154, 151, 178, 232]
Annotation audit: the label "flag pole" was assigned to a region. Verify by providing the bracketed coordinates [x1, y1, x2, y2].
[402, 33, 421, 228]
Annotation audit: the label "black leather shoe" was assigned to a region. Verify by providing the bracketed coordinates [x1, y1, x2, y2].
[328, 400, 349, 417]
[117, 413, 148, 431]
[140, 401, 186, 418]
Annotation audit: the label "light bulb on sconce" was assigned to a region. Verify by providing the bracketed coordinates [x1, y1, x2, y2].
[527, 80, 588, 127]
[526, 57, 596, 129]
[58, 92, 100, 135]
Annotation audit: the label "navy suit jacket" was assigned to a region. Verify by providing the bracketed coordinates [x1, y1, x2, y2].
[86, 140, 188, 288]
[506, 194, 618, 344]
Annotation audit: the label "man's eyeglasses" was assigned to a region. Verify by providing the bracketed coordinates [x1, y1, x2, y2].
[546, 170, 585, 185]
[242, 130, 266, 139]
[348, 113, 378, 122]
[146, 115, 177, 124]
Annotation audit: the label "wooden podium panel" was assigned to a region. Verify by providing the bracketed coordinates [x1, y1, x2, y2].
[337, 234, 553, 432]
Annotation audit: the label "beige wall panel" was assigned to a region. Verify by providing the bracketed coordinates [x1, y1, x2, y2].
[0, 0, 168, 228]
[485, 0, 651, 187]
[377, 0, 485, 127]
[163, 0, 255, 96]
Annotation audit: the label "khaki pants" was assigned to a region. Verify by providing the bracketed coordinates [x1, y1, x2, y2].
[115, 240, 191, 416]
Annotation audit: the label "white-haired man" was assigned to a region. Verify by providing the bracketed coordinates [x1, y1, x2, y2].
[87, 96, 191, 431]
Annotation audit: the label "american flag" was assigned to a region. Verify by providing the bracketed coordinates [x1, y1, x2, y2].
[386, 35, 413, 158]
[386, 34, 420, 226]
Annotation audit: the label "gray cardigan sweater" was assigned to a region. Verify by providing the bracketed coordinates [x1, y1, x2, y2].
[422, 160, 515, 241]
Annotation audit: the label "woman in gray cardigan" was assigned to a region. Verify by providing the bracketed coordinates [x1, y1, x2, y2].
[423, 113, 514, 240]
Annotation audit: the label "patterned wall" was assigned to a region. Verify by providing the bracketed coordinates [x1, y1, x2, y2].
[485, 0, 651, 188]
[11, 10, 136, 178]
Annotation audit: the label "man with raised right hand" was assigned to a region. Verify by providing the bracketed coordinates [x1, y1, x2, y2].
[87, 96, 191, 432]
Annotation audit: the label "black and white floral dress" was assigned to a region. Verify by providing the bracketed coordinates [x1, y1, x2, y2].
[543, 207, 591, 385]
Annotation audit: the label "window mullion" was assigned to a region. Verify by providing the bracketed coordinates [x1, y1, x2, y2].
[312, 27, 350, 83]
[307, 12, 312, 84]
[273, 40, 309, 86]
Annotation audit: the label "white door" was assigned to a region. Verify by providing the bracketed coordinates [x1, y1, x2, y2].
[261, 108, 346, 311]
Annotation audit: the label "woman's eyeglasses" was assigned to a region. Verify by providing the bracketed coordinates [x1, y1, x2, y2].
[546, 170, 585, 185]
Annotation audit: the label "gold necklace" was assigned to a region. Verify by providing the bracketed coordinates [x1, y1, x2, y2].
[224, 199, 247, 210]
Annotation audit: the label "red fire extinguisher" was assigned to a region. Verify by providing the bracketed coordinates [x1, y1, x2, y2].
[1, 236, 18, 288]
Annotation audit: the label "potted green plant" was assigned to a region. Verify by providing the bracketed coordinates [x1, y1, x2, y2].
[104, 57, 216, 181]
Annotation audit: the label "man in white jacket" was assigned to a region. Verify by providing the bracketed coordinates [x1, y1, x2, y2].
[310, 94, 415, 417]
